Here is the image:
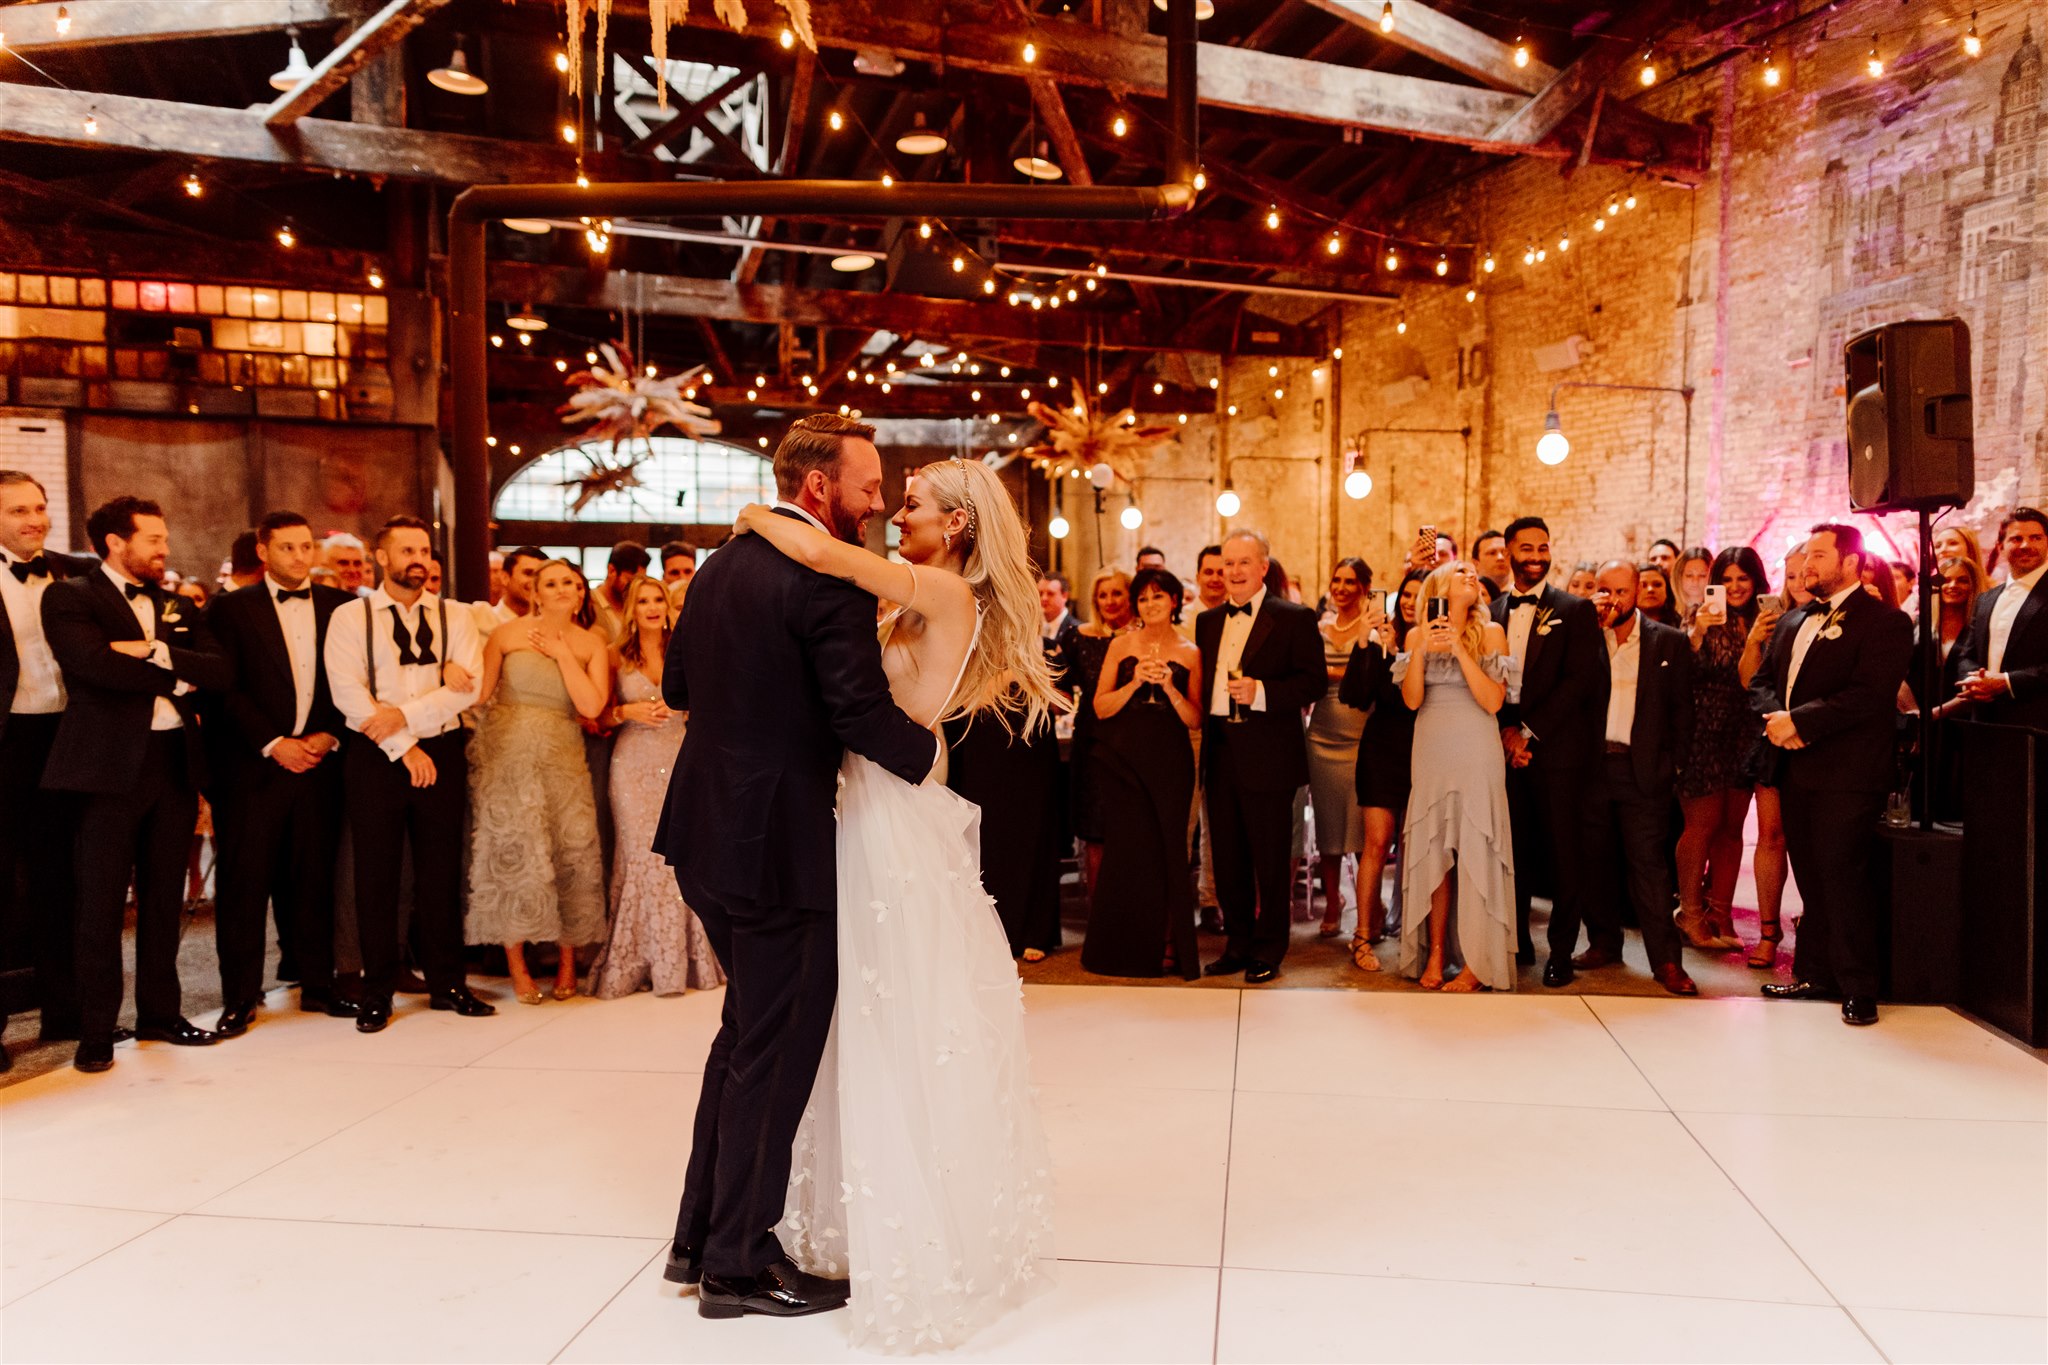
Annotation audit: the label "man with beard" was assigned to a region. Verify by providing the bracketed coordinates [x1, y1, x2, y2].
[42, 497, 231, 1072]
[1956, 507, 2047, 729]
[1490, 515, 1610, 985]
[323, 516, 493, 1034]
[1752, 523, 1912, 1026]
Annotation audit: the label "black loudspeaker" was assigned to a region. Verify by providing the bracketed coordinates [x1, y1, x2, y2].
[1844, 319, 1974, 512]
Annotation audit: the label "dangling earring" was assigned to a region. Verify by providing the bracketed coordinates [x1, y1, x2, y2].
[943, 531, 953, 551]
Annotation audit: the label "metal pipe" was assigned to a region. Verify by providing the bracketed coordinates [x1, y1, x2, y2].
[447, 0, 1203, 597]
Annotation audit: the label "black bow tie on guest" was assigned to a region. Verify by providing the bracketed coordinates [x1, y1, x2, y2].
[123, 580, 152, 601]
[390, 605, 437, 665]
[1508, 592, 1543, 608]
[1226, 601, 1255, 617]
[275, 587, 311, 602]
[10, 555, 48, 582]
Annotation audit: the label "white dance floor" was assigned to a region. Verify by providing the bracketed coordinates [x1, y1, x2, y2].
[2, 984, 2043, 1363]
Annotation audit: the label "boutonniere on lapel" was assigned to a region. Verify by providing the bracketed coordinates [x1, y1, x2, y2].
[157, 593, 183, 628]
[1816, 602, 1849, 641]
[1534, 606, 1557, 637]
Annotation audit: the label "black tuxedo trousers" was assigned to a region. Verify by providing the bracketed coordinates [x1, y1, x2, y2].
[1782, 775, 1886, 1000]
[672, 873, 838, 1278]
[1202, 721, 1297, 966]
[74, 731, 196, 1039]
[213, 754, 342, 1006]
[1508, 751, 1606, 961]
[344, 732, 468, 1001]
[0, 714, 78, 1031]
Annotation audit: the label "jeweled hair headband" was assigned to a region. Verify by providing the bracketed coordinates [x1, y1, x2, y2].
[945, 457, 980, 544]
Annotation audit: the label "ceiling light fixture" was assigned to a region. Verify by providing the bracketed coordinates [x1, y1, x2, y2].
[830, 252, 878, 272]
[428, 39, 488, 96]
[269, 29, 314, 91]
[895, 112, 948, 156]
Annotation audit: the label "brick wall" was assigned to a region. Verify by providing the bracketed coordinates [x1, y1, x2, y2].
[1213, 0, 2046, 591]
[0, 409, 71, 553]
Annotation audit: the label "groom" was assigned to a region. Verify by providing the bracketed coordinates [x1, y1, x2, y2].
[658, 414, 940, 1319]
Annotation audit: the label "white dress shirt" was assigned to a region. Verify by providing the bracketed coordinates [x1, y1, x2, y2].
[1208, 588, 1271, 716]
[323, 587, 483, 761]
[1603, 610, 1642, 746]
[772, 500, 831, 534]
[0, 546, 64, 714]
[1503, 587, 1542, 666]
[1787, 583, 1859, 700]
[1987, 563, 2044, 674]
[260, 574, 319, 755]
[102, 562, 186, 730]
[1040, 609, 1071, 642]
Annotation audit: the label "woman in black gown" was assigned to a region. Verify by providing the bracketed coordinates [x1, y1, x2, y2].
[1082, 569, 1204, 979]
[945, 708, 1064, 961]
[1339, 567, 1425, 970]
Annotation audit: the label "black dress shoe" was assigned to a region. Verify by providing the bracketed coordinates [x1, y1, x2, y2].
[1541, 958, 1574, 988]
[214, 1003, 259, 1038]
[1516, 947, 1537, 967]
[1244, 961, 1280, 984]
[275, 957, 302, 985]
[356, 999, 393, 1033]
[393, 970, 431, 996]
[1197, 907, 1225, 935]
[301, 991, 359, 1019]
[73, 1036, 115, 1072]
[1761, 980, 1828, 1001]
[429, 986, 497, 1017]
[1841, 996, 1879, 1026]
[698, 1259, 849, 1320]
[133, 1017, 220, 1046]
[1204, 953, 1250, 977]
[662, 1245, 702, 1286]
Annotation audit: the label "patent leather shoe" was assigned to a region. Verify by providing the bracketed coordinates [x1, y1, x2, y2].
[133, 1017, 220, 1046]
[1761, 980, 1828, 1001]
[1243, 960, 1280, 985]
[663, 1245, 702, 1286]
[697, 1258, 849, 1319]
[1841, 996, 1879, 1026]
[301, 990, 358, 1018]
[73, 1036, 115, 1073]
[1203, 953, 1250, 977]
[355, 998, 393, 1033]
[1541, 958, 1574, 988]
[214, 1003, 259, 1038]
[429, 985, 497, 1017]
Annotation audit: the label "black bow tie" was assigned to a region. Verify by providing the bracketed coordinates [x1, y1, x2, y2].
[1509, 592, 1542, 608]
[1226, 601, 1255, 618]
[10, 555, 48, 582]
[124, 580, 152, 602]
[390, 605, 436, 666]
[275, 587, 311, 602]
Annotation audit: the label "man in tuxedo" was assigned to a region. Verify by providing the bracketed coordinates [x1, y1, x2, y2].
[323, 515, 493, 1034]
[1954, 507, 2047, 729]
[1751, 523, 1913, 1026]
[0, 471, 97, 1068]
[1195, 529, 1326, 983]
[204, 511, 355, 1034]
[42, 497, 231, 1072]
[1039, 573, 1081, 669]
[660, 414, 937, 1319]
[1473, 529, 1510, 600]
[1583, 561, 1697, 995]
[1492, 515, 1610, 986]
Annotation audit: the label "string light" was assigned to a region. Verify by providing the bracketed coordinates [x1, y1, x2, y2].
[1964, 14, 1981, 58]
[918, 220, 932, 239]
[1639, 47, 1657, 86]
[1523, 243, 1537, 266]
[1192, 169, 1207, 191]
[490, 334, 503, 348]
[1112, 112, 1128, 137]
[1761, 49, 1781, 87]
[575, 173, 589, 188]
[82, 110, 97, 135]
[778, 26, 795, 48]
[1512, 31, 1530, 68]
[276, 224, 295, 248]
[517, 331, 531, 347]
[183, 172, 202, 197]
[982, 278, 996, 294]
[54, 6, 70, 35]
[1624, 192, 1637, 210]
[1465, 288, 1477, 303]
[1383, 245, 1399, 271]
[1558, 234, 1570, 252]
[1022, 39, 1038, 63]
[1378, 1, 1394, 34]
[1434, 253, 1449, 276]
[1482, 252, 1495, 273]
[587, 351, 599, 364]
[555, 358, 568, 372]
[1332, 347, 1343, 359]
[554, 51, 570, 73]
[1326, 233, 1342, 256]
[561, 122, 577, 144]
[1265, 205, 1281, 230]
[1865, 40, 1884, 79]
[1395, 317, 1407, 335]
[828, 109, 844, 131]
[1593, 216, 1606, 232]
[880, 173, 894, 187]
[951, 255, 965, 272]
[367, 268, 384, 289]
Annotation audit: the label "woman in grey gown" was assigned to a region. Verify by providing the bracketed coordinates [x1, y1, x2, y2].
[1308, 557, 1372, 935]
[1395, 560, 1516, 992]
[466, 559, 611, 1004]
[588, 575, 722, 997]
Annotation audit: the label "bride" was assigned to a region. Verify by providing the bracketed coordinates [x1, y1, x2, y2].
[732, 456, 1063, 1353]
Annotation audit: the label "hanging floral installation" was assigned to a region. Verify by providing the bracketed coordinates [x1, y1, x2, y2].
[554, 343, 715, 516]
[564, 0, 817, 109]
[1023, 380, 1176, 487]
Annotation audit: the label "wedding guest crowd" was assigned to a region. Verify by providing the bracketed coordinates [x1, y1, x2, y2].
[3, 464, 2038, 1073]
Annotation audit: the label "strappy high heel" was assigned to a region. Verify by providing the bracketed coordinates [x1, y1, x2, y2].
[1747, 913, 1783, 969]
[1350, 934, 1381, 972]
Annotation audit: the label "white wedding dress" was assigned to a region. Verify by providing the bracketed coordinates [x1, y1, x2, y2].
[782, 611, 1054, 1354]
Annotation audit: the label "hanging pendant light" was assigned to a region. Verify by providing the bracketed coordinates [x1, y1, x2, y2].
[503, 219, 553, 235]
[428, 39, 488, 96]
[1013, 141, 1063, 180]
[894, 111, 948, 156]
[1151, 0, 1216, 17]
[505, 304, 547, 333]
[269, 30, 314, 92]
[831, 252, 878, 272]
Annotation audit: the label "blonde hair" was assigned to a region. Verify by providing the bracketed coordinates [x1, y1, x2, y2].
[1082, 567, 1133, 636]
[913, 458, 1063, 738]
[1419, 561, 1496, 660]
[613, 574, 671, 669]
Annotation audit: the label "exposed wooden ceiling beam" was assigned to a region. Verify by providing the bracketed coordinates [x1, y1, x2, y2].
[1028, 77, 1093, 188]
[0, 84, 637, 184]
[480, 261, 1325, 356]
[1487, 0, 1685, 149]
[0, 0, 359, 50]
[261, 0, 450, 126]
[991, 219, 1427, 286]
[1300, 0, 1557, 94]
[734, 47, 815, 285]
[0, 165, 219, 240]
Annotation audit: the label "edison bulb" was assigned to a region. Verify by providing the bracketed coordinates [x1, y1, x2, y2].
[1048, 514, 1070, 540]
[1215, 487, 1241, 517]
[1344, 469, 1373, 500]
[1119, 505, 1144, 531]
